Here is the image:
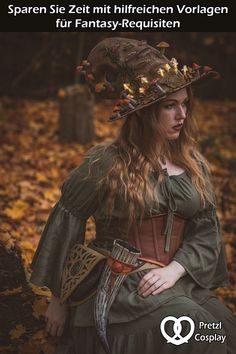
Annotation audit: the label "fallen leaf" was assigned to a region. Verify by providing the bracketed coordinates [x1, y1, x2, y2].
[43, 188, 60, 202]
[0, 230, 15, 250]
[19, 241, 35, 251]
[9, 324, 26, 339]
[0, 286, 22, 296]
[30, 284, 51, 297]
[36, 172, 48, 182]
[32, 297, 49, 319]
[4, 200, 29, 220]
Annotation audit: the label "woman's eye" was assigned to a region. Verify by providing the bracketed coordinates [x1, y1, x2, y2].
[182, 101, 189, 108]
[163, 100, 188, 110]
[164, 104, 175, 109]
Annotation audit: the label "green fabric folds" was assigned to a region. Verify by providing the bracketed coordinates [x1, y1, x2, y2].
[30, 143, 229, 304]
[30, 145, 110, 296]
[173, 205, 229, 289]
[30, 204, 87, 297]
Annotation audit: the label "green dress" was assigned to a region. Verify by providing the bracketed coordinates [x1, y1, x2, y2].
[30, 144, 236, 354]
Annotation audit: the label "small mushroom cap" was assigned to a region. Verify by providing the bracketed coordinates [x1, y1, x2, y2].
[203, 66, 212, 72]
[156, 41, 170, 49]
[192, 63, 201, 69]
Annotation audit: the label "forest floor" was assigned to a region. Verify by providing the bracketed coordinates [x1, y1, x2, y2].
[0, 95, 236, 353]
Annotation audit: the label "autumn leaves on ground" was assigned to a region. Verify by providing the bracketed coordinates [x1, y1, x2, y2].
[0, 96, 236, 353]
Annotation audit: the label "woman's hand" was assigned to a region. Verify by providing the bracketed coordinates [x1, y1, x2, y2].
[45, 295, 68, 336]
[138, 260, 186, 297]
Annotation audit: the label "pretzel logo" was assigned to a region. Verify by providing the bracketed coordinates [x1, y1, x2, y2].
[160, 316, 195, 345]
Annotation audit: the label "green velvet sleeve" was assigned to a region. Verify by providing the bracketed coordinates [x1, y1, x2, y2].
[173, 204, 229, 289]
[29, 144, 110, 296]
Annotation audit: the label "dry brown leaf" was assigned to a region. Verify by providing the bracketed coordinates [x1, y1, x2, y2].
[4, 200, 29, 220]
[225, 244, 235, 264]
[43, 188, 60, 202]
[58, 88, 66, 98]
[0, 230, 15, 250]
[32, 297, 49, 319]
[0, 286, 22, 296]
[9, 324, 26, 339]
[31, 329, 47, 343]
[49, 167, 60, 178]
[41, 339, 57, 354]
[19, 134, 33, 148]
[31, 284, 51, 297]
[2, 144, 15, 152]
[18, 341, 41, 354]
[18, 333, 57, 354]
[36, 172, 48, 182]
[19, 241, 35, 251]
[29, 121, 42, 131]
[0, 222, 12, 231]
[9, 229, 22, 239]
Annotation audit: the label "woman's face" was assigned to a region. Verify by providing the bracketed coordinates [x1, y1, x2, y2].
[157, 88, 189, 140]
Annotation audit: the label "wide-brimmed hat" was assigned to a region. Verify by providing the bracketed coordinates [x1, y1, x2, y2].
[77, 37, 219, 122]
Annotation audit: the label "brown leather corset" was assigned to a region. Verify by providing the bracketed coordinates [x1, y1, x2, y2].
[95, 214, 186, 265]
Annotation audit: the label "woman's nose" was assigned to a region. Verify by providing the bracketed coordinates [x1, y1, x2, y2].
[176, 105, 186, 119]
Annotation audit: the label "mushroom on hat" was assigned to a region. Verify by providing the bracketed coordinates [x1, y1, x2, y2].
[140, 76, 149, 84]
[181, 65, 188, 77]
[76, 65, 83, 74]
[158, 68, 165, 77]
[113, 106, 120, 112]
[123, 83, 134, 94]
[192, 63, 201, 70]
[203, 66, 212, 73]
[170, 58, 179, 74]
[156, 42, 170, 55]
[139, 87, 145, 95]
[82, 60, 90, 67]
[165, 63, 171, 72]
[86, 73, 95, 81]
[192, 63, 201, 77]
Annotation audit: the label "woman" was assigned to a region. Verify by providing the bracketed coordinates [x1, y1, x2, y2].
[30, 38, 236, 354]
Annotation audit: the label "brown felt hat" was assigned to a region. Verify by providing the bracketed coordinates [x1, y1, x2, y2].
[77, 37, 219, 122]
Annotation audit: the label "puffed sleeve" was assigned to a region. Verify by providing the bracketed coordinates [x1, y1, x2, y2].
[29, 144, 110, 297]
[173, 203, 229, 289]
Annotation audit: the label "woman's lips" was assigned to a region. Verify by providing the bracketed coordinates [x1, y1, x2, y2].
[172, 124, 183, 131]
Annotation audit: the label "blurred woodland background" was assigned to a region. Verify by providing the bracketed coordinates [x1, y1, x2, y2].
[0, 32, 236, 354]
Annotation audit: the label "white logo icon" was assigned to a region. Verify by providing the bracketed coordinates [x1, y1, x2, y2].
[160, 316, 195, 345]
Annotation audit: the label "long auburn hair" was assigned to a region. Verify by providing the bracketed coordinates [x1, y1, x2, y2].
[87, 87, 214, 225]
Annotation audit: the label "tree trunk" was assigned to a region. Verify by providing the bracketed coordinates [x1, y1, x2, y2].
[0, 233, 56, 354]
[58, 84, 95, 144]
